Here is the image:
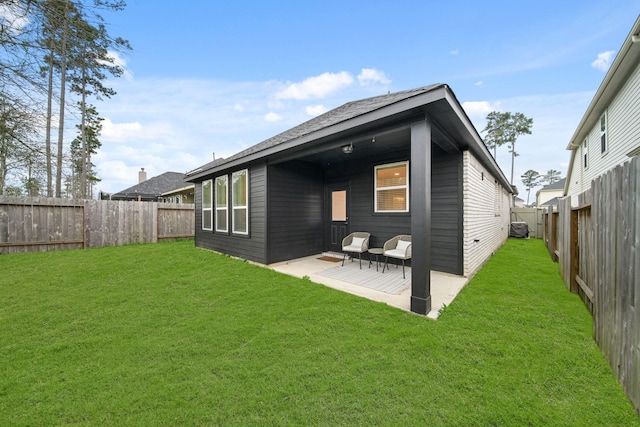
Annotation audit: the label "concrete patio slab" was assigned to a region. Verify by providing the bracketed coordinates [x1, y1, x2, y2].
[269, 254, 469, 319]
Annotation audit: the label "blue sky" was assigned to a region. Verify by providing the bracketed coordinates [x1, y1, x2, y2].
[96, 1, 639, 200]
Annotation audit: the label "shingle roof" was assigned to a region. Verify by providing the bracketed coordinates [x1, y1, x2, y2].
[539, 178, 566, 191]
[540, 196, 560, 206]
[187, 84, 443, 175]
[113, 171, 187, 197]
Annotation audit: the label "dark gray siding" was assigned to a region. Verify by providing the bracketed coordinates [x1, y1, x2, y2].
[325, 151, 411, 250]
[267, 161, 324, 263]
[325, 147, 462, 275]
[431, 150, 463, 275]
[194, 163, 267, 264]
[193, 147, 462, 274]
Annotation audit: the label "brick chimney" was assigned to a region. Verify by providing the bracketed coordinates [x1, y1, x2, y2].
[139, 167, 147, 183]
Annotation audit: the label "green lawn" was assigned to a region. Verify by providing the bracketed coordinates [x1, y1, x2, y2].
[1, 238, 637, 426]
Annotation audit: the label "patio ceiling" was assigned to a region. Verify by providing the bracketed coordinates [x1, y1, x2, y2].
[269, 113, 463, 168]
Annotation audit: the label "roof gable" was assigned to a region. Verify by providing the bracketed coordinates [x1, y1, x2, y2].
[185, 83, 512, 191]
[188, 85, 443, 176]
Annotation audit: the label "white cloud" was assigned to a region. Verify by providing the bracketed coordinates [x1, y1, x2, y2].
[450, 48, 459, 56]
[591, 50, 616, 71]
[461, 101, 498, 118]
[305, 104, 327, 116]
[0, 3, 29, 33]
[264, 112, 283, 122]
[357, 68, 391, 86]
[106, 50, 133, 80]
[101, 117, 172, 141]
[275, 71, 354, 100]
[475, 81, 484, 87]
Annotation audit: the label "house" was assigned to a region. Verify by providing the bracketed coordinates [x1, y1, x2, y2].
[514, 197, 525, 208]
[536, 178, 566, 207]
[103, 169, 194, 203]
[185, 84, 512, 315]
[564, 16, 640, 203]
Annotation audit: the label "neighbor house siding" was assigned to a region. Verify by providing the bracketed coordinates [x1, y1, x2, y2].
[267, 161, 324, 263]
[462, 150, 510, 277]
[567, 60, 640, 202]
[194, 163, 267, 263]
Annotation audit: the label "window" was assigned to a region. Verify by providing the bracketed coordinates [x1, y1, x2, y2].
[232, 169, 248, 235]
[215, 175, 228, 232]
[600, 112, 607, 154]
[583, 138, 589, 169]
[202, 180, 213, 231]
[374, 161, 409, 213]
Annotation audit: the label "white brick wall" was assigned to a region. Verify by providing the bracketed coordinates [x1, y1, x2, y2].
[462, 151, 511, 277]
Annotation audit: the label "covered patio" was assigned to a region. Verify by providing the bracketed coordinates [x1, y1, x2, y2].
[187, 85, 512, 317]
[270, 253, 468, 319]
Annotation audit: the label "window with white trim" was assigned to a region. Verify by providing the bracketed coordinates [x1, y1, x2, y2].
[232, 169, 249, 235]
[374, 161, 409, 213]
[215, 175, 228, 232]
[583, 138, 588, 169]
[600, 112, 607, 154]
[202, 179, 213, 231]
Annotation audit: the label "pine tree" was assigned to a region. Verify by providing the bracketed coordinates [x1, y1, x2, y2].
[520, 169, 541, 206]
[482, 111, 533, 185]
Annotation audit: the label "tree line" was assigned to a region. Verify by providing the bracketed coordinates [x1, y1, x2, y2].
[482, 110, 563, 205]
[0, 0, 130, 198]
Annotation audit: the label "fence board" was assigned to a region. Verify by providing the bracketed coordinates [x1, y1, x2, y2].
[0, 197, 194, 254]
[553, 157, 639, 415]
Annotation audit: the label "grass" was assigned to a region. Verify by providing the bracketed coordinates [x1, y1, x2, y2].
[0, 238, 638, 426]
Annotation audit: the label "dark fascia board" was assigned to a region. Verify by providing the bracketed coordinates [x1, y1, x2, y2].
[186, 86, 449, 182]
[442, 88, 513, 191]
[186, 84, 512, 192]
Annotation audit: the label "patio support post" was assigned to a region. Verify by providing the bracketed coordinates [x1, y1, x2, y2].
[410, 119, 432, 315]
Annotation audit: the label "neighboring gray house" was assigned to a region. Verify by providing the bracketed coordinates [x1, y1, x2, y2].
[103, 169, 193, 203]
[564, 16, 640, 203]
[186, 84, 512, 315]
[536, 178, 566, 207]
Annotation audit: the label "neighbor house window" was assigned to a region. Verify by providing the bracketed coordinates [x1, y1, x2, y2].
[232, 169, 249, 235]
[600, 112, 607, 154]
[583, 138, 589, 169]
[215, 175, 228, 232]
[202, 179, 213, 231]
[374, 161, 409, 213]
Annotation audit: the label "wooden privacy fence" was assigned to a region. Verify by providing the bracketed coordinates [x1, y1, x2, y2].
[548, 156, 639, 415]
[0, 197, 195, 254]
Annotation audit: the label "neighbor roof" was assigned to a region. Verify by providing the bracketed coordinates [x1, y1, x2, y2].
[540, 197, 560, 206]
[538, 178, 566, 192]
[113, 171, 187, 198]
